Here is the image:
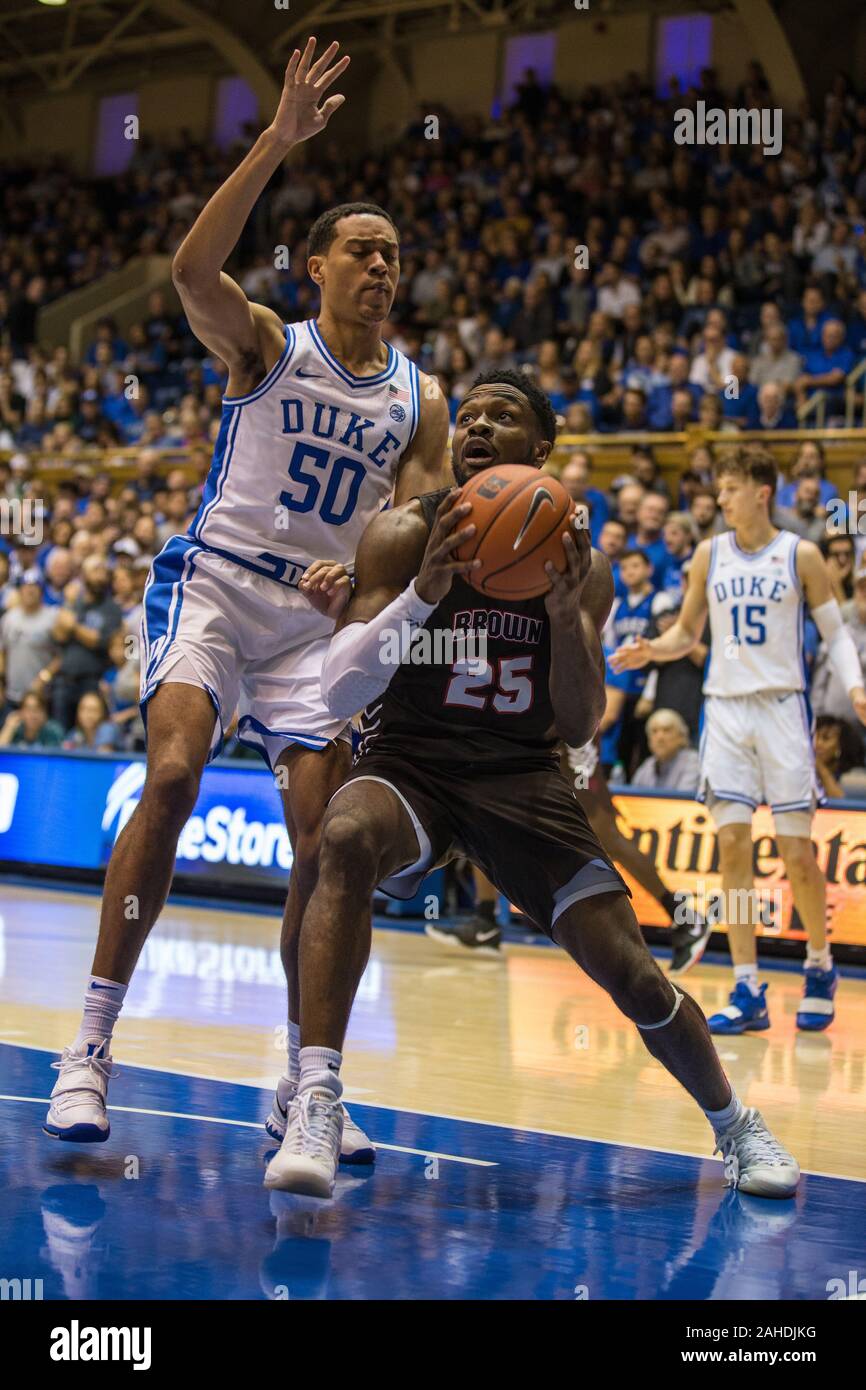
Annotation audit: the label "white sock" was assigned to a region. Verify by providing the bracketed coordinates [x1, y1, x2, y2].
[74, 977, 127, 1050]
[298, 1045, 343, 1101]
[705, 1089, 746, 1138]
[286, 1020, 301, 1086]
[806, 947, 832, 972]
[733, 964, 760, 995]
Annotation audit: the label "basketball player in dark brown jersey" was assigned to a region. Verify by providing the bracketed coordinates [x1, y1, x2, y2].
[263, 369, 799, 1203]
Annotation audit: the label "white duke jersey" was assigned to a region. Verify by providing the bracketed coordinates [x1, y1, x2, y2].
[188, 318, 422, 586]
[704, 529, 806, 697]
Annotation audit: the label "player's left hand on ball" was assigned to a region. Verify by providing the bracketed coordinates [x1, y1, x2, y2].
[300, 561, 352, 619]
[543, 515, 591, 620]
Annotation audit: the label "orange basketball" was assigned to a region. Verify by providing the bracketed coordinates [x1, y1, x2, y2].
[455, 465, 577, 600]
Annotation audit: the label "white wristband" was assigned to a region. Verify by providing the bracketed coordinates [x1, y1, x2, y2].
[812, 599, 865, 697]
[321, 579, 437, 720]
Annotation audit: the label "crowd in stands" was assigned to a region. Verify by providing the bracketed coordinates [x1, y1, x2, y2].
[1, 64, 866, 782]
[4, 63, 866, 451]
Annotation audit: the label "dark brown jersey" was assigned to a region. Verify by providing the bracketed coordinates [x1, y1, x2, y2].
[356, 489, 558, 770]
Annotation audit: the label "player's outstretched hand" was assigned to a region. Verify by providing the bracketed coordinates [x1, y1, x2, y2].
[609, 636, 654, 672]
[851, 687, 866, 726]
[270, 38, 351, 148]
[543, 513, 592, 625]
[415, 491, 480, 605]
[300, 560, 352, 620]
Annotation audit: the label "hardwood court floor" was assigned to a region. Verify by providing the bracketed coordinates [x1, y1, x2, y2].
[1, 882, 863, 1181]
[2, 883, 865, 1300]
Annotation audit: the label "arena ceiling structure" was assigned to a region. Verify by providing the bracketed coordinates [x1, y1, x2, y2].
[0, 0, 862, 129]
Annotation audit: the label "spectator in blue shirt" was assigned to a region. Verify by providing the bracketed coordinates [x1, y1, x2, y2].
[846, 287, 866, 357]
[796, 318, 854, 417]
[646, 351, 702, 429]
[62, 690, 122, 752]
[754, 381, 798, 430]
[631, 492, 671, 585]
[599, 648, 633, 775]
[84, 318, 128, 367]
[598, 517, 629, 596]
[629, 444, 671, 502]
[659, 512, 698, 598]
[558, 451, 610, 546]
[720, 351, 760, 427]
[777, 440, 839, 508]
[788, 285, 830, 354]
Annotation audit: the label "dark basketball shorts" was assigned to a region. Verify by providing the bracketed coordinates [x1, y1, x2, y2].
[332, 754, 630, 939]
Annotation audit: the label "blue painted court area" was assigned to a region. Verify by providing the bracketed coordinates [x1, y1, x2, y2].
[0, 1042, 862, 1301]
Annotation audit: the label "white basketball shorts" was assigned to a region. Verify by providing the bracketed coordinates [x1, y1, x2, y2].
[140, 535, 348, 768]
[698, 691, 823, 834]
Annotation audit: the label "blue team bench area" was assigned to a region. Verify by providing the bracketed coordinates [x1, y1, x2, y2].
[1, 748, 865, 960]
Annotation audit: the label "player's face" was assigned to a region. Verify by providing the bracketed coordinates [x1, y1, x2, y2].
[716, 474, 769, 528]
[451, 387, 549, 485]
[312, 215, 400, 323]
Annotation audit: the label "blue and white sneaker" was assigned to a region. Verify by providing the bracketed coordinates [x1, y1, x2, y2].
[708, 982, 770, 1035]
[796, 965, 837, 1032]
[266, 1075, 375, 1164]
[43, 1040, 116, 1142]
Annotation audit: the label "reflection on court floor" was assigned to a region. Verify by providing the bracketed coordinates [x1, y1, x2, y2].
[2, 1045, 864, 1301]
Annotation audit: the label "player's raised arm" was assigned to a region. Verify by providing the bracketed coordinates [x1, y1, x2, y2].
[171, 38, 350, 387]
[610, 539, 711, 671]
[797, 540, 866, 725]
[392, 373, 452, 503]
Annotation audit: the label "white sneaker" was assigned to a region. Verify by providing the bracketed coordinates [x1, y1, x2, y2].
[340, 1108, 376, 1165]
[266, 1075, 375, 1164]
[264, 1089, 343, 1197]
[714, 1108, 800, 1199]
[43, 1041, 116, 1143]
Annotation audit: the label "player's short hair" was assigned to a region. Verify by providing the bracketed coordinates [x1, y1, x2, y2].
[308, 203, 399, 258]
[713, 444, 777, 493]
[464, 368, 558, 444]
[619, 547, 652, 565]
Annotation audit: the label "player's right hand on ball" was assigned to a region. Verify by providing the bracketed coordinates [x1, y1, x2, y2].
[609, 636, 654, 671]
[415, 492, 480, 605]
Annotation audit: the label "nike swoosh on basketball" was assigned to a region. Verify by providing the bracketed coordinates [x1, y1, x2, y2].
[513, 487, 555, 551]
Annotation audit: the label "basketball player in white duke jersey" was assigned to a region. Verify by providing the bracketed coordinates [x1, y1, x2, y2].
[44, 37, 450, 1153]
[613, 445, 866, 1034]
